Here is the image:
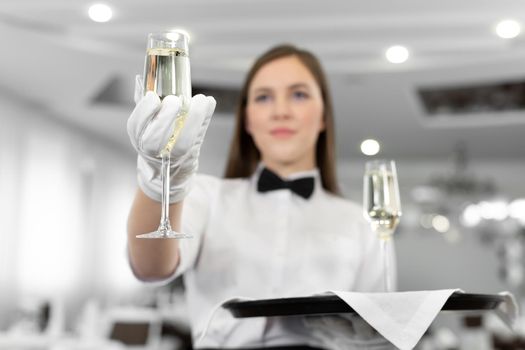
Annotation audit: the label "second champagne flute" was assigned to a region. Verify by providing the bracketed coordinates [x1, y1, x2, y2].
[363, 159, 402, 291]
[137, 31, 192, 239]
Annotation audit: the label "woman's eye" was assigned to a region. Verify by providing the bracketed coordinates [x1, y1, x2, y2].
[254, 94, 271, 103]
[292, 91, 309, 100]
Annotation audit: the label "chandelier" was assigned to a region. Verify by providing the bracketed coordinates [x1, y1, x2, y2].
[410, 143, 525, 288]
[411, 142, 497, 231]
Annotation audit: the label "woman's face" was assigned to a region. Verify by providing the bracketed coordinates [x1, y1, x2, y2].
[246, 55, 325, 170]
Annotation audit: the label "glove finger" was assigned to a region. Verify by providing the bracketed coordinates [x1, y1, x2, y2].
[141, 95, 182, 156]
[171, 94, 215, 158]
[134, 74, 145, 105]
[193, 96, 216, 148]
[181, 95, 216, 163]
[127, 91, 161, 151]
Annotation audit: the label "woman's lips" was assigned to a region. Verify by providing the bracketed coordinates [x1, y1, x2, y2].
[270, 128, 296, 138]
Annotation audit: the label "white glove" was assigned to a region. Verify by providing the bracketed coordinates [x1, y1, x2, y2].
[127, 75, 216, 203]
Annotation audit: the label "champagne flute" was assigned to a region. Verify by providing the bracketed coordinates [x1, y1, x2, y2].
[136, 31, 192, 239]
[363, 160, 402, 291]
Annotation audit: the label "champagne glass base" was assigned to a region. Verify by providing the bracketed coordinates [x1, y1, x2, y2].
[136, 230, 192, 239]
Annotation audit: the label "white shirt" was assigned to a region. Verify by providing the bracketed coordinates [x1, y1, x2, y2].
[166, 167, 387, 348]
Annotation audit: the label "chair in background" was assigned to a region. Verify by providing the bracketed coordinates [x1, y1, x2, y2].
[102, 306, 179, 350]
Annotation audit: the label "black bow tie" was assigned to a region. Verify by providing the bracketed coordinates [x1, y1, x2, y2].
[257, 168, 315, 199]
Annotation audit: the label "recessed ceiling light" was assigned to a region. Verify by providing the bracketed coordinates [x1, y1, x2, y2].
[88, 4, 113, 23]
[385, 45, 409, 64]
[496, 19, 521, 39]
[360, 139, 380, 156]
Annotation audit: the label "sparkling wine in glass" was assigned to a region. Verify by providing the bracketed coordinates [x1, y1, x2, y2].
[363, 160, 402, 291]
[136, 31, 192, 239]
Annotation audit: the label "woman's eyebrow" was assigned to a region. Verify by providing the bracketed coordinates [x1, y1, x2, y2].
[288, 83, 310, 90]
[251, 87, 273, 94]
[251, 82, 310, 94]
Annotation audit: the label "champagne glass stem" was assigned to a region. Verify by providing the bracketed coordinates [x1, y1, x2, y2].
[381, 238, 392, 292]
[159, 151, 172, 233]
[157, 111, 187, 234]
[162, 111, 187, 155]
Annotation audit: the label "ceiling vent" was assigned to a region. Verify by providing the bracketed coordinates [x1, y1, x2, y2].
[193, 84, 239, 115]
[92, 75, 239, 115]
[418, 79, 525, 117]
[91, 75, 132, 107]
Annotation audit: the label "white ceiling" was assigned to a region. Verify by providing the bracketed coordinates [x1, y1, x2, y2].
[1, 0, 525, 160]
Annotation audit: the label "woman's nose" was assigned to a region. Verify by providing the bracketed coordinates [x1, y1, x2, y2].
[272, 96, 291, 119]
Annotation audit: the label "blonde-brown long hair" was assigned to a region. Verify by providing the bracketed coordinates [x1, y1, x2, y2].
[224, 44, 340, 195]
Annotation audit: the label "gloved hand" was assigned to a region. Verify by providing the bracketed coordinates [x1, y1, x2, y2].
[127, 75, 216, 203]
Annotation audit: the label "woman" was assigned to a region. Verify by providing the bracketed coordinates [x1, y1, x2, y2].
[127, 45, 386, 348]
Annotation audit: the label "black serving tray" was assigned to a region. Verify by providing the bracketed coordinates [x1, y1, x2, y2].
[223, 293, 504, 318]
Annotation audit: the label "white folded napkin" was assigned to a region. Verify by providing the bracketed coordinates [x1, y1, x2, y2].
[327, 289, 518, 350]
